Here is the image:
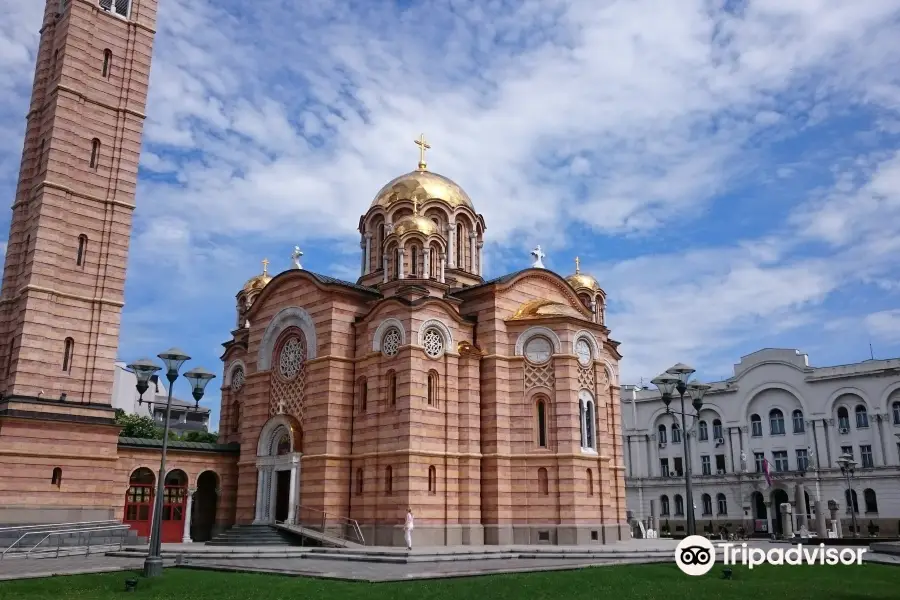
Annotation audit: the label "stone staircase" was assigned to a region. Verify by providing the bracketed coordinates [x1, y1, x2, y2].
[205, 525, 303, 547]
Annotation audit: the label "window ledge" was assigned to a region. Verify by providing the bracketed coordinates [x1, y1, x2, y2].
[580, 448, 598, 455]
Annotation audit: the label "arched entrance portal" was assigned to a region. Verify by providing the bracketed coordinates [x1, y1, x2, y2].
[254, 416, 302, 524]
[772, 488, 789, 536]
[752, 491, 767, 534]
[124, 468, 155, 538]
[161, 469, 188, 543]
[191, 471, 219, 542]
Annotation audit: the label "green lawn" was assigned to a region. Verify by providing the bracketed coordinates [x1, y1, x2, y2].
[0, 563, 898, 600]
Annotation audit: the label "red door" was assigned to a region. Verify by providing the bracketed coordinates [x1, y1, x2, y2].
[124, 468, 155, 538]
[161, 470, 187, 543]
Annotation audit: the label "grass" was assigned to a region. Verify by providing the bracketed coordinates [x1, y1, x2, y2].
[0, 563, 898, 600]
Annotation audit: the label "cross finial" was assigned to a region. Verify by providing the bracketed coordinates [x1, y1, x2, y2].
[531, 245, 546, 269]
[291, 246, 303, 270]
[574, 256, 580, 274]
[414, 133, 431, 170]
[412, 197, 419, 216]
[261, 258, 269, 276]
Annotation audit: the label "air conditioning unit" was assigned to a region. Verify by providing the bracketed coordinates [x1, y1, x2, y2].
[715, 437, 724, 446]
[839, 427, 849, 434]
[658, 442, 667, 449]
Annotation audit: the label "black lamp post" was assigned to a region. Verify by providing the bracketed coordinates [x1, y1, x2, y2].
[127, 349, 215, 578]
[651, 363, 711, 537]
[836, 453, 858, 538]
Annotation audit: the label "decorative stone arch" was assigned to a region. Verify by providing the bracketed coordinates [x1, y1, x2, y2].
[499, 271, 591, 320]
[254, 415, 302, 525]
[372, 318, 406, 352]
[258, 307, 317, 370]
[450, 209, 478, 230]
[740, 382, 809, 423]
[418, 318, 454, 349]
[224, 359, 247, 386]
[514, 326, 562, 356]
[599, 358, 618, 387]
[824, 386, 873, 416]
[257, 414, 303, 457]
[571, 329, 601, 357]
[878, 381, 900, 415]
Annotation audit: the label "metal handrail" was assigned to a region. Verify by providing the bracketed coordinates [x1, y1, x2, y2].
[0, 520, 120, 534]
[294, 505, 365, 546]
[1, 525, 129, 559]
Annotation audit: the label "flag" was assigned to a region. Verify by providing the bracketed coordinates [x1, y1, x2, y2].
[762, 458, 773, 487]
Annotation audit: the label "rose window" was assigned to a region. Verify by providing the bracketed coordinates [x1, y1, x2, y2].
[278, 337, 305, 380]
[230, 367, 245, 392]
[382, 327, 402, 357]
[423, 328, 444, 358]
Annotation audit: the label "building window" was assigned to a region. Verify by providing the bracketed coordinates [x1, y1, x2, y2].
[381, 326, 401, 357]
[586, 468, 593, 496]
[536, 398, 548, 448]
[750, 414, 762, 437]
[792, 410, 804, 433]
[657, 424, 667, 444]
[387, 370, 397, 406]
[660, 458, 669, 477]
[53, 49, 59, 71]
[796, 448, 809, 472]
[860, 445, 874, 468]
[671, 423, 681, 444]
[754, 452, 765, 473]
[864, 489, 878, 513]
[701, 494, 712, 516]
[773, 450, 789, 472]
[841, 445, 853, 459]
[837, 406, 850, 431]
[385, 466, 393, 495]
[355, 468, 363, 495]
[427, 370, 439, 406]
[712, 419, 723, 440]
[660, 495, 670, 516]
[422, 328, 445, 358]
[357, 377, 367, 413]
[701, 455, 711, 476]
[393, 247, 401, 278]
[62, 337, 74, 372]
[672, 457, 683, 477]
[410, 246, 418, 276]
[674, 494, 684, 516]
[537, 467, 549, 495]
[698, 420, 708, 441]
[715, 454, 726, 473]
[231, 400, 240, 433]
[76, 234, 87, 266]
[428, 465, 436, 494]
[90, 138, 100, 169]
[51, 467, 62, 487]
[855, 405, 869, 429]
[769, 409, 785, 435]
[717, 493, 727, 515]
[455, 223, 463, 267]
[893, 401, 900, 425]
[845, 489, 858, 514]
[100, 0, 131, 18]
[579, 391, 595, 450]
[102, 49, 112, 77]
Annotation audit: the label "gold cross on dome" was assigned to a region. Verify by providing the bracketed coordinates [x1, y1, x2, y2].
[415, 133, 431, 170]
[412, 197, 419, 215]
[574, 256, 580, 273]
[261, 258, 269, 275]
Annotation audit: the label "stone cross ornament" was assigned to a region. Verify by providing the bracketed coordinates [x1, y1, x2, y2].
[291, 246, 303, 270]
[531, 245, 546, 269]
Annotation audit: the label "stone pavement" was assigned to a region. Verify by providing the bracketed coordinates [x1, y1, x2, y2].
[0, 555, 150, 582]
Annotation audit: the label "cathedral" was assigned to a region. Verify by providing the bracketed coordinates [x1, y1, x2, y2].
[216, 139, 628, 545]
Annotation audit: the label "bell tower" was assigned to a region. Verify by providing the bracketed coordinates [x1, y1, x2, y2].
[0, 0, 158, 403]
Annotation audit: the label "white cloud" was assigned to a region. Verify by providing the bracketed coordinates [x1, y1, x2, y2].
[864, 310, 900, 341]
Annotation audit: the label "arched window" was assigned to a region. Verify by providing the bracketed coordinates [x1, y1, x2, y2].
[671, 422, 681, 444]
[712, 419, 723, 440]
[62, 337, 74, 372]
[698, 420, 708, 441]
[657, 424, 667, 444]
[855, 405, 869, 428]
[410, 246, 418, 276]
[845, 489, 858, 514]
[51, 467, 62, 487]
[579, 391, 595, 450]
[377, 222, 385, 265]
[660, 495, 670, 516]
[53, 49, 59, 71]
[792, 410, 804, 433]
[385, 466, 393, 496]
[674, 494, 684, 516]
[387, 370, 397, 406]
[430, 243, 440, 278]
[717, 493, 727, 515]
[90, 138, 100, 169]
[355, 468, 363, 495]
[102, 49, 112, 77]
[393, 247, 401, 278]
[864, 489, 878, 513]
[750, 414, 762, 437]
[537, 467, 549, 495]
[769, 409, 785, 435]
[455, 223, 463, 267]
[893, 401, 900, 425]
[586, 468, 593, 496]
[357, 377, 367, 413]
[231, 400, 240, 433]
[427, 371, 439, 406]
[837, 406, 850, 430]
[536, 398, 548, 448]
[427, 465, 436, 494]
[76, 234, 87, 266]
[701, 493, 712, 516]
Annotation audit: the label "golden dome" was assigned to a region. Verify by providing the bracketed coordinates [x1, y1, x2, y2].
[565, 257, 603, 292]
[392, 214, 439, 237]
[242, 258, 272, 293]
[510, 299, 584, 320]
[371, 169, 474, 211]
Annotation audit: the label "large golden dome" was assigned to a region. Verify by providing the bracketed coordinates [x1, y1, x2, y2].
[392, 214, 440, 237]
[565, 257, 603, 293]
[370, 169, 474, 211]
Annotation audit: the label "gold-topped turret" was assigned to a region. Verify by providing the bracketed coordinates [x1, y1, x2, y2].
[242, 258, 273, 293]
[565, 256, 603, 293]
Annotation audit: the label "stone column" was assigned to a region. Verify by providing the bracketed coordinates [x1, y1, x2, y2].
[649, 498, 657, 532]
[825, 419, 837, 468]
[873, 414, 885, 466]
[286, 462, 299, 525]
[423, 247, 431, 279]
[182, 488, 196, 543]
[253, 468, 266, 523]
[477, 241, 484, 276]
[397, 247, 405, 279]
[765, 501, 774, 536]
[447, 222, 456, 268]
[650, 434, 660, 476]
[439, 253, 446, 283]
[781, 503, 794, 538]
[359, 238, 366, 276]
[794, 482, 807, 530]
[815, 500, 827, 537]
[469, 232, 476, 271]
[382, 254, 389, 283]
[364, 233, 372, 275]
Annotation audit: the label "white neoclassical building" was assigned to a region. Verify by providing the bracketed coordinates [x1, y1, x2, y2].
[622, 349, 900, 537]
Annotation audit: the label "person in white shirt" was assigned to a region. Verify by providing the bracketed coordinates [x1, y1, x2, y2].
[404, 508, 414, 550]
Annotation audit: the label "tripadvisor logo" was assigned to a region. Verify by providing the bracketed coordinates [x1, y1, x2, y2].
[675, 535, 867, 576]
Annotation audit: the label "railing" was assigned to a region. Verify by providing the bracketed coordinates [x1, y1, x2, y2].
[0, 520, 120, 534]
[1, 525, 130, 560]
[293, 505, 365, 546]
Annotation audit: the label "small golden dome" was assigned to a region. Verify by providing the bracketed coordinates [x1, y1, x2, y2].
[565, 256, 603, 293]
[371, 170, 474, 211]
[510, 299, 584, 320]
[242, 258, 272, 293]
[392, 214, 439, 237]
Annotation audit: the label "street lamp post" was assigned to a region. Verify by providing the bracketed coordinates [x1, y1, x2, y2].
[127, 348, 216, 578]
[836, 453, 858, 539]
[651, 363, 711, 537]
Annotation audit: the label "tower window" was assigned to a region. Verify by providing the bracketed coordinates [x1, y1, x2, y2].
[388, 370, 397, 406]
[357, 377, 367, 413]
[428, 465, 436, 494]
[355, 468, 363, 495]
[62, 337, 74, 372]
[76, 234, 87, 266]
[427, 371, 439, 406]
[455, 223, 463, 267]
[410, 246, 418, 276]
[100, 0, 131, 18]
[53, 50, 59, 72]
[90, 139, 100, 169]
[536, 398, 548, 448]
[51, 467, 63, 487]
[102, 49, 112, 78]
[385, 466, 393, 495]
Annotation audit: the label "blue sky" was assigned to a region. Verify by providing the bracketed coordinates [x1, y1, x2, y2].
[2, 0, 900, 430]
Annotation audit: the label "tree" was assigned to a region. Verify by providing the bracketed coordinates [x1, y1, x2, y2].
[115, 412, 162, 439]
[181, 431, 219, 443]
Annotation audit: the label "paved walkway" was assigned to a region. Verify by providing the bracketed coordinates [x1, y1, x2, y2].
[0, 556, 149, 582]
